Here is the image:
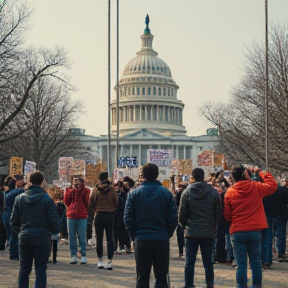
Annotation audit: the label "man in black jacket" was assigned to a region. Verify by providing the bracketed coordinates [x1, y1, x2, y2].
[11, 171, 59, 288]
[179, 168, 221, 288]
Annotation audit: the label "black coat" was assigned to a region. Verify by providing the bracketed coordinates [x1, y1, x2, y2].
[263, 185, 288, 219]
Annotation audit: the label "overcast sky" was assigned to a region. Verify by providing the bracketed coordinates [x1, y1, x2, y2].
[25, 0, 288, 137]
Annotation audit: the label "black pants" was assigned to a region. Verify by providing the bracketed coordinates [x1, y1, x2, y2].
[0, 219, 7, 250]
[215, 216, 227, 262]
[176, 224, 184, 255]
[19, 234, 50, 288]
[117, 223, 127, 249]
[95, 212, 114, 259]
[50, 240, 57, 263]
[135, 239, 169, 288]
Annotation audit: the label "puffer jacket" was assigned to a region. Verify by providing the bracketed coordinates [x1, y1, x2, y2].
[64, 186, 90, 219]
[88, 180, 118, 213]
[179, 181, 222, 239]
[124, 180, 178, 241]
[224, 171, 277, 234]
[10, 186, 59, 236]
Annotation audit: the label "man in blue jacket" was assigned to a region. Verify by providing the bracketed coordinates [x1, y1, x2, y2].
[11, 171, 59, 288]
[124, 163, 178, 288]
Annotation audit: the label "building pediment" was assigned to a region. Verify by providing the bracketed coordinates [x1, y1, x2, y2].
[122, 128, 167, 139]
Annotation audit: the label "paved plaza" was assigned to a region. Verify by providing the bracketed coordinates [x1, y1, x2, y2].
[0, 235, 287, 288]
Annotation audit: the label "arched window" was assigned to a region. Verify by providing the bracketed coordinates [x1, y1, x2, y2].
[153, 87, 156, 95]
[148, 87, 151, 95]
[158, 88, 161, 96]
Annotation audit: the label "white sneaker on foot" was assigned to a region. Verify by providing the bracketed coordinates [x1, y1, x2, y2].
[80, 256, 87, 265]
[98, 259, 104, 269]
[106, 260, 113, 270]
[69, 256, 77, 264]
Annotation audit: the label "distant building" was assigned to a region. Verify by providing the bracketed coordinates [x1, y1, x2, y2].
[72, 16, 218, 170]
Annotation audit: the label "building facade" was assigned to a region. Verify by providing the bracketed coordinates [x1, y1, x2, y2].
[72, 16, 218, 171]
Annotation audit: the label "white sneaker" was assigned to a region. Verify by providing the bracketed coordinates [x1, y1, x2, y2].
[97, 259, 104, 269]
[69, 256, 77, 264]
[106, 260, 113, 270]
[80, 256, 87, 265]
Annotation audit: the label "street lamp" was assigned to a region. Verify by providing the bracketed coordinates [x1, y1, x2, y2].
[264, 0, 269, 171]
[107, 0, 111, 176]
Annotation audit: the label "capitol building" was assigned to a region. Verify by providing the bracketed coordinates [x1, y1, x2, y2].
[72, 16, 218, 171]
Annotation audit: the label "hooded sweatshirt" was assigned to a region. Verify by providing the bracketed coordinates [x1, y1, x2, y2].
[88, 180, 118, 213]
[179, 181, 222, 239]
[10, 186, 59, 236]
[224, 171, 277, 234]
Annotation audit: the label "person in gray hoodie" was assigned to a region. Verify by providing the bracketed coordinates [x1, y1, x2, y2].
[179, 168, 221, 288]
[11, 171, 59, 288]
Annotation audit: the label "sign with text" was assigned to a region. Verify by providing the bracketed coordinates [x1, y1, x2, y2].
[24, 160, 36, 175]
[147, 149, 172, 167]
[117, 157, 138, 168]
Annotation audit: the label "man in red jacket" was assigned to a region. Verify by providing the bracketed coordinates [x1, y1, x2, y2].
[64, 178, 90, 265]
[224, 165, 277, 288]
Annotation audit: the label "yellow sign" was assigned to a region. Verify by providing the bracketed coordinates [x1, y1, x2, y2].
[9, 157, 23, 176]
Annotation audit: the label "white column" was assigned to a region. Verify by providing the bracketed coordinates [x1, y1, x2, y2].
[130, 145, 132, 157]
[140, 105, 142, 121]
[168, 106, 171, 122]
[173, 108, 176, 123]
[156, 105, 159, 121]
[145, 106, 148, 121]
[184, 146, 186, 159]
[176, 145, 179, 160]
[134, 105, 136, 121]
[138, 145, 141, 166]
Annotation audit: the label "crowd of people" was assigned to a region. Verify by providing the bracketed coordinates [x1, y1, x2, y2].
[0, 163, 287, 288]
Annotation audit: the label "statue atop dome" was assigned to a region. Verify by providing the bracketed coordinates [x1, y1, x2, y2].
[144, 14, 150, 34]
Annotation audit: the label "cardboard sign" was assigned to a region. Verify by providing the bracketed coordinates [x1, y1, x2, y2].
[9, 157, 23, 176]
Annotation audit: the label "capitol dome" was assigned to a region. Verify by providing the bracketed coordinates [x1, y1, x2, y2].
[111, 15, 186, 136]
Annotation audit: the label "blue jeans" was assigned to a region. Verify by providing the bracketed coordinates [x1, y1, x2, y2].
[67, 218, 87, 257]
[3, 211, 18, 257]
[275, 216, 287, 256]
[260, 215, 273, 265]
[185, 238, 214, 288]
[231, 231, 262, 288]
[3, 212, 12, 243]
[226, 227, 234, 261]
[19, 234, 50, 288]
[10, 229, 19, 258]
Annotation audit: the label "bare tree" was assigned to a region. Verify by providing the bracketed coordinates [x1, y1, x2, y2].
[201, 25, 288, 173]
[0, 0, 70, 142]
[2, 75, 84, 172]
